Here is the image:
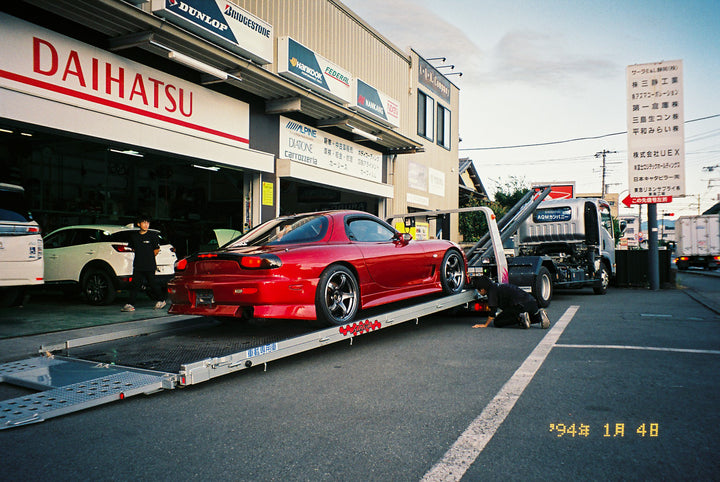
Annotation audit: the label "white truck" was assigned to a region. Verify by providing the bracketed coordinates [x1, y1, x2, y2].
[675, 215, 720, 270]
[464, 192, 616, 307]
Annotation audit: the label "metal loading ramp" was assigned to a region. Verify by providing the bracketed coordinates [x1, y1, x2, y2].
[0, 356, 173, 429]
[0, 290, 478, 430]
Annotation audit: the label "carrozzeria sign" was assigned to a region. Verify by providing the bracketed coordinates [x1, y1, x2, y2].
[151, 0, 273, 65]
[278, 37, 353, 105]
[279, 116, 382, 183]
[0, 12, 272, 172]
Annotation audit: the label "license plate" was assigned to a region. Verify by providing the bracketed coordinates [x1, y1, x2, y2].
[196, 290, 214, 306]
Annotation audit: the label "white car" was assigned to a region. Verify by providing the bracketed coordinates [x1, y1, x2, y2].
[44, 225, 177, 305]
[0, 183, 44, 307]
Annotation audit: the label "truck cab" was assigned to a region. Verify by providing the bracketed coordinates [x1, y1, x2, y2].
[510, 198, 616, 305]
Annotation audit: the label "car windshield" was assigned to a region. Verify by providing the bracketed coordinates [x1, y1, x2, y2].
[230, 214, 328, 247]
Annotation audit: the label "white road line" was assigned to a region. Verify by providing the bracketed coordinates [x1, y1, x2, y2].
[555, 344, 720, 355]
[421, 305, 580, 482]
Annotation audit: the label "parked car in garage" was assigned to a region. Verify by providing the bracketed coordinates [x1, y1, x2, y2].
[168, 210, 467, 326]
[0, 183, 43, 307]
[44, 224, 177, 305]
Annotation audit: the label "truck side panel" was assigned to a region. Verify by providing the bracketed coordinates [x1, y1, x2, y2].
[677, 215, 720, 257]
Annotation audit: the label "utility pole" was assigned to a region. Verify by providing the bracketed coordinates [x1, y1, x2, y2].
[595, 149, 617, 198]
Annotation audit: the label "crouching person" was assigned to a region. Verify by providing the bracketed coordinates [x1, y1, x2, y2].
[471, 275, 550, 329]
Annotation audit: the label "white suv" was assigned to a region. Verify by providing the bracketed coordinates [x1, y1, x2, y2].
[0, 183, 44, 307]
[44, 225, 177, 305]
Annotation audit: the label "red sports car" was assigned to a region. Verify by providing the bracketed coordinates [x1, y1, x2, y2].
[167, 210, 467, 326]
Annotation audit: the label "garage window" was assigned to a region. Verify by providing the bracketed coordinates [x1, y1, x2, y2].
[417, 90, 434, 141]
[437, 104, 451, 149]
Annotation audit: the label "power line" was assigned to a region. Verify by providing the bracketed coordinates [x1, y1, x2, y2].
[460, 113, 720, 151]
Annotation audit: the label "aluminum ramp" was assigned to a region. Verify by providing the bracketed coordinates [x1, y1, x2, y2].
[0, 356, 174, 429]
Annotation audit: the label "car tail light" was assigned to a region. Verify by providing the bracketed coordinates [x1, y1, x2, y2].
[175, 258, 188, 271]
[198, 253, 218, 258]
[677, 256, 688, 261]
[240, 255, 282, 269]
[113, 244, 133, 253]
[27, 226, 40, 234]
[714, 256, 720, 262]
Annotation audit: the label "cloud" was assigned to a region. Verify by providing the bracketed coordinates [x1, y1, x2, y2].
[342, 0, 485, 72]
[485, 30, 619, 89]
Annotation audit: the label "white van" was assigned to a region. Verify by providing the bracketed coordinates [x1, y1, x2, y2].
[0, 183, 43, 306]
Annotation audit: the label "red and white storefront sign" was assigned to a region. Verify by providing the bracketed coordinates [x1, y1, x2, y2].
[0, 12, 272, 172]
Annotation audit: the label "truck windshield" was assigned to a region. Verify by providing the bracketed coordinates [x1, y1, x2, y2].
[600, 206, 614, 238]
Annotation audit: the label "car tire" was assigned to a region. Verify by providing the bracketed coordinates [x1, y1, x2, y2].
[533, 266, 553, 307]
[440, 249, 465, 295]
[593, 264, 610, 295]
[82, 268, 117, 305]
[315, 264, 359, 326]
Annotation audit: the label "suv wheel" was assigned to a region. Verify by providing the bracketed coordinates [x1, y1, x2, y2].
[82, 269, 117, 305]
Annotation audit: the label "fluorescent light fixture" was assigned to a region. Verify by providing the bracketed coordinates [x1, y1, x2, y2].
[167, 51, 228, 80]
[346, 124, 380, 142]
[109, 148, 144, 157]
[20, 132, 33, 137]
[0, 128, 13, 134]
[192, 164, 220, 172]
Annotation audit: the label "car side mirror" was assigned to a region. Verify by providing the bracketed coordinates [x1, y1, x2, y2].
[394, 232, 412, 245]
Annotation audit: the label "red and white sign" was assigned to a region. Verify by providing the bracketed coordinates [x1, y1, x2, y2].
[622, 195, 672, 207]
[532, 182, 575, 200]
[0, 12, 255, 155]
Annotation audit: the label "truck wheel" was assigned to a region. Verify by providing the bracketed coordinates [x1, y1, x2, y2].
[316, 264, 359, 326]
[440, 249, 465, 295]
[82, 269, 117, 305]
[533, 266, 552, 308]
[593, 265, 610, 295]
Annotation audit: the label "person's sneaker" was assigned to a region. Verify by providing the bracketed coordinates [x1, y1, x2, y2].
[540, 309, 550, 329]
[519, 312, 531, 329]
[154, 300, 167, 310]
[121, 304, 135, 312]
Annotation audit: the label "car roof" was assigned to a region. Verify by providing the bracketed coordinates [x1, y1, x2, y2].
[47, 225, 160, 235]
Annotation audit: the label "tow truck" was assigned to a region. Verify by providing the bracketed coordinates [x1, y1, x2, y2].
[0, 208, 511, 430]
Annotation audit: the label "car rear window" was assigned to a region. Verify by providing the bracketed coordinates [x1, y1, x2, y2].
[0, 187, 32, 223]
[236, 214, 328, 246]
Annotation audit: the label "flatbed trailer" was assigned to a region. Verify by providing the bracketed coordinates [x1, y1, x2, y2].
[0, 290, 478, 429]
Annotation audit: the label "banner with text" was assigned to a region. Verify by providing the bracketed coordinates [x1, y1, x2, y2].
[279, 116, 382, 183]
[626, 60, 685, 200]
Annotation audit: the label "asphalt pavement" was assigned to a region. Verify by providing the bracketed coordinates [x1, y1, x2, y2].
[0, 272, 718, 480]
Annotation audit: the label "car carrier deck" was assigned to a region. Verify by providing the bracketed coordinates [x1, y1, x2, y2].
[0, 290, 479, 429]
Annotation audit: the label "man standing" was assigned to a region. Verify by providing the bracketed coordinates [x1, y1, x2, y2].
[121, 215, 166, 312]
[471, 276, 550, 329]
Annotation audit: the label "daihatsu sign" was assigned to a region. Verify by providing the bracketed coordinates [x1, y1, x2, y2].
[0, 12, 274, 172]
[151, 0, 273, 65]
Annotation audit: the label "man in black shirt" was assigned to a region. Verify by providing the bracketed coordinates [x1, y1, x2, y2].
[121, 215, 166, 312]
[471, 276, 550, 329]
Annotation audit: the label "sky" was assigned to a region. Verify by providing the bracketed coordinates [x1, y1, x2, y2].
[341, 0, 720, 219]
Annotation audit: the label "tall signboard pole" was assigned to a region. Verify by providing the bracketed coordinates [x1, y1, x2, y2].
[626, 60, 685, 290]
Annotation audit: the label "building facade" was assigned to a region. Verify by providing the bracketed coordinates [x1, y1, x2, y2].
[0, 0, 461, 256]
